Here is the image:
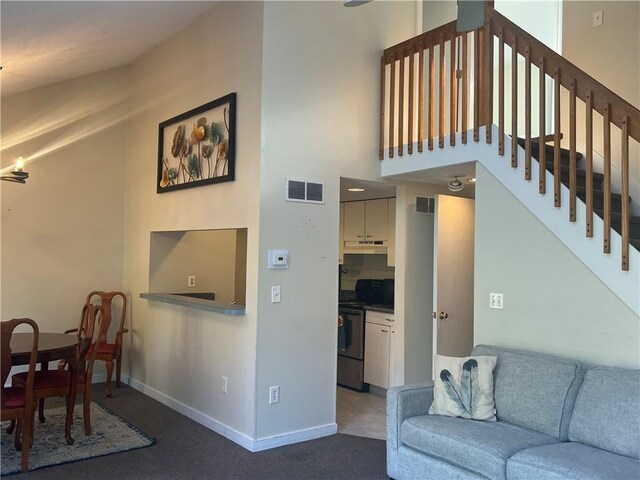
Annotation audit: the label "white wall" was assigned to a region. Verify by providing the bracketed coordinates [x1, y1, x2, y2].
[256, 1, 416, 440]
[560, 0, 640, 210]
[1, 69, 128, 372]
[122, 2, 263, 440]
[474, 164, 639, 369]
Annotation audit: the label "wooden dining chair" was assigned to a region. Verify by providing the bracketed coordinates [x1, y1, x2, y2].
[1, 318, 39, 473]
[12, 304, 105, 438]
[83, 291, 127, 397]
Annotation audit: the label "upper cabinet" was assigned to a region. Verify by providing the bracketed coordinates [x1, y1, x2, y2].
[344, 199, 388, 242]
[341, 198, 395, 257]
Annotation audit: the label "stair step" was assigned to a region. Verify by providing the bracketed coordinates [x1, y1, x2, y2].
[594, 209, 640, 239]
[576, 187, 630, 213]
[517, 138, 583, 166]
[545, 163, 605, 191]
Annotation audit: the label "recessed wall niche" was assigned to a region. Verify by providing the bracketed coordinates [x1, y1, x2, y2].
[149, 228, 247, 306]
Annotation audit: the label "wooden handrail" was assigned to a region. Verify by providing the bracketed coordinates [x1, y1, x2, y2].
[489, 9, 640, 142]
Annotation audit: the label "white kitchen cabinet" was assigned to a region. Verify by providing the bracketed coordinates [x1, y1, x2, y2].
[343, 199, 388, 243]
[339, 203, 345, 265]
[364, 311, 401, 389]
[387, 197, 396, 266]
[364, 199, 388, 241]
[364, 322, 390, 389]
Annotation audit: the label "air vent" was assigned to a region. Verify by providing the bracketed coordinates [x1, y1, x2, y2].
[286, 179, 325, 204]
[415, 196, 435, 214]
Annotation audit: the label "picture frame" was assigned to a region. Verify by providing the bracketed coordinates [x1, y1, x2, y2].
[157, 93, 236, 193]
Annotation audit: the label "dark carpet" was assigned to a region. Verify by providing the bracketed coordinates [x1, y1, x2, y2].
[10, 384, 388, 480]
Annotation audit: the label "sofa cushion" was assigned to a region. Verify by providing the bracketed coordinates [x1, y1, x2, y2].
[429, 354, 498, 421]
[400, 414, 559, 480]
[568, 366, 640, 459]
[472, 345, 585, 440]
[507, 442, 640, 480]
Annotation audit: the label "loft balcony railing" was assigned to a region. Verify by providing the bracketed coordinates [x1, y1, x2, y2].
[379, 2, 640, 271]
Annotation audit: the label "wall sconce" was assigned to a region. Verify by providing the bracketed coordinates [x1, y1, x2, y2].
[1, 157, 29, 184]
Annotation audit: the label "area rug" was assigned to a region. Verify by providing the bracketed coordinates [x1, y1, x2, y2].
[1, 402, 155, 476]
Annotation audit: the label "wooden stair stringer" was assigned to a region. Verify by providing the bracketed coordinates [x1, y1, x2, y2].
[380, 125, 639, 316]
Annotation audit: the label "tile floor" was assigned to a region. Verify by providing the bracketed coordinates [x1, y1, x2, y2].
[336, 386, 386, 440]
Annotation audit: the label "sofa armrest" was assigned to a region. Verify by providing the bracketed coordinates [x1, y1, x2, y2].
[387, 383, 434, 453]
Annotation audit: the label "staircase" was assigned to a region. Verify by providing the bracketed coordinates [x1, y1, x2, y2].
[517, 137, 640, 252]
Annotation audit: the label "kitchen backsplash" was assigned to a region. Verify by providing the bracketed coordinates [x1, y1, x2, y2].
[340, 254, 394, 291]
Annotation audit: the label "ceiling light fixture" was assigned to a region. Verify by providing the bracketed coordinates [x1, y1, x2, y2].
[1, 157, 29, 184]
[447, 176, 464, 192]
[348, 187, 365, 192]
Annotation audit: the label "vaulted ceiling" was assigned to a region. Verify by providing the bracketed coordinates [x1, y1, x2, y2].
[0, 1, 216, 96]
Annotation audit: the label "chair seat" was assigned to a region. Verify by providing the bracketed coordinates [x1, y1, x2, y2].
[89, 343, 116, 355]
[12, 370, 85, 390]
[1, 387, 27, 409]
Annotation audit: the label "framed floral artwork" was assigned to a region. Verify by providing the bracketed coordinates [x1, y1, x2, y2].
[157, 93, 236, 193]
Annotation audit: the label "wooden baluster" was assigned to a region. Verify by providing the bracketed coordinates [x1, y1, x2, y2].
[569, 79, 577, 222]
[603, 103, 611, 254]
[511, 37, 518, 167]
[498, 28, 504, 155]
[379, 56, 386, 160]
[408, 49, 415, 155]
[450, 34, 457, 146]
[524, 47, 531, 180]
[462, 32, 468, 144]
[485, 20, 493, 144]
[399, 54, 405, 156]
[553, 67, 561, 207]
[585, 91, 594, 237]
[418, 46, 425, 153]
[621, 116, 630, 270]
[429, 43, 435, 150]
[460, 32, 469, 144]
[473, 29, 480, 142]
[389, 55, 395, 159]
[439, 33, 445, 149]
[539, 57, 546, 194]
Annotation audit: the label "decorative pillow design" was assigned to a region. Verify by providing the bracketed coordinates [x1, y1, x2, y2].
[429, 354, 498, 421]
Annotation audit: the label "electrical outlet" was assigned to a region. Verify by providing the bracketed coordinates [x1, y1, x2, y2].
[593, 10, 603, 27]
[269, 385, 280, 405]
[271, 286, 281, 303]
[187, 275, 196, 287]
[489, 292, 504, 309]
[221, 376, 228, 394]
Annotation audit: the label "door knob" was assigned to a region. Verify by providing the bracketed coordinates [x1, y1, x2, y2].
[438, 311, 449, 320]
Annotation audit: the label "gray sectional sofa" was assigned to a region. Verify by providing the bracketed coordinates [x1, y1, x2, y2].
[387, 345, 640, 480]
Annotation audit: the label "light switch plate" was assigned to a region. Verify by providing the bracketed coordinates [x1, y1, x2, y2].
[271, 286, 281, 303]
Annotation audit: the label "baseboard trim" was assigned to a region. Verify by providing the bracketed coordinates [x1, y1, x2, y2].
[252, 423, 338, 452]
[124, 377, 337, 452]
[126, 377, 255, 451]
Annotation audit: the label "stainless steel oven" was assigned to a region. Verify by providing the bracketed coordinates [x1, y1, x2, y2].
[337, 307, 367, 391]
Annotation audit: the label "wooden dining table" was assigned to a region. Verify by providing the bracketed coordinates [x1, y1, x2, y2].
[10, 333, 80, 445]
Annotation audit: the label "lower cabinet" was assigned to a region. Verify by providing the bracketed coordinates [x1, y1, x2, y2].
[364, 312, 400, 389]
[364, 322, 390, 388]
